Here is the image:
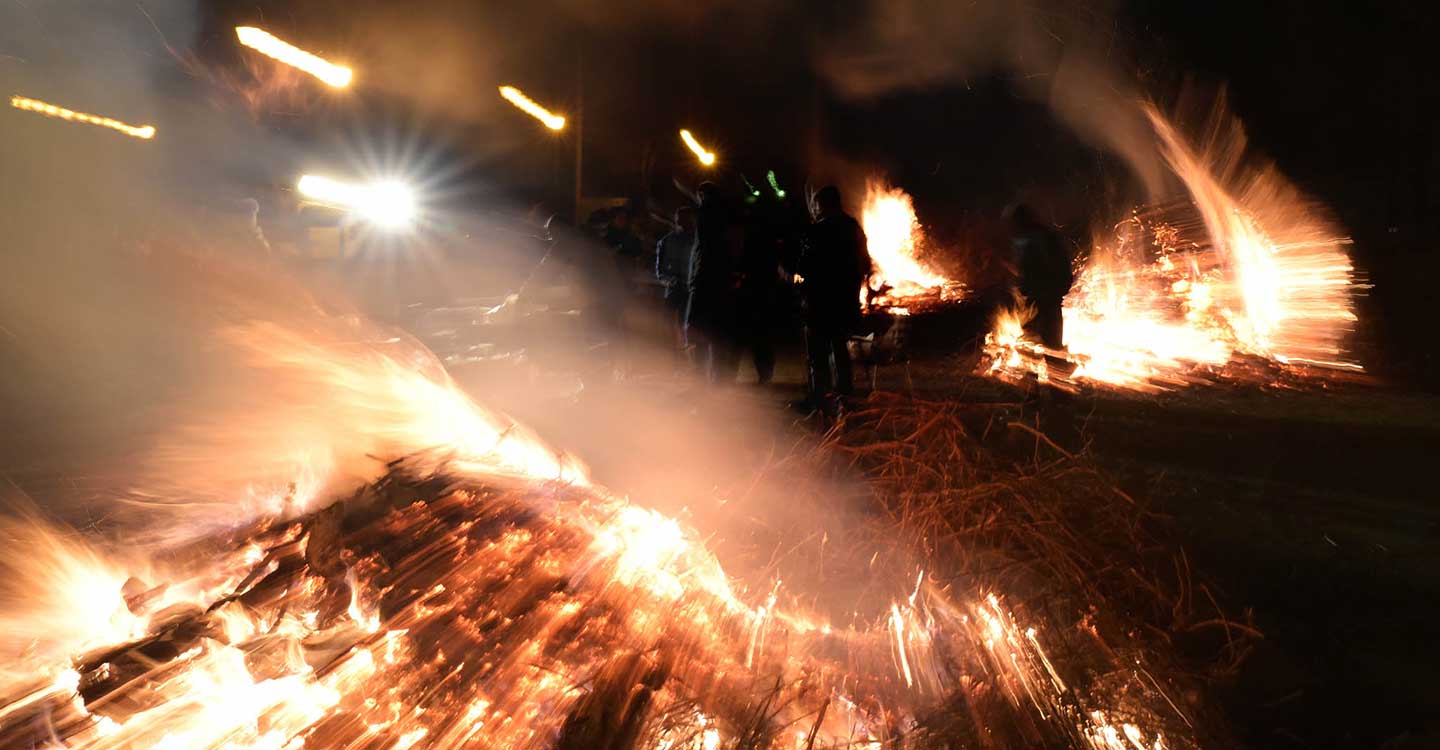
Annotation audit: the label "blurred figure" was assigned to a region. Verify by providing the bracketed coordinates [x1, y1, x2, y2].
[798, 186, 871, 407]
[211, 197, 271, 257]
[655, 206, 697, 361]
[1004, 203, 1073, 350]
[604, 207, 644, 274]
[686, 182, 740, 385]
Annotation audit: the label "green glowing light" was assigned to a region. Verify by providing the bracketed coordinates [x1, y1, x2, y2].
[767, 170, 786, 200]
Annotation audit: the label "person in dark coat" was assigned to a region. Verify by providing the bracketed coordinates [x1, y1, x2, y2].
[686, 183, 740, 385]
[1004, 203, 1073, 350]
[798, 185, 871, 403]
[655, 206, 696, 357]
[737, 202, 785, 385]
[604, 208, 645, 275]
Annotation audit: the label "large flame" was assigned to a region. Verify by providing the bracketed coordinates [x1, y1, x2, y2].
[860, 181, 961, 307]
[984, 104, 1362, 391]
[0, 318, 1187, 749]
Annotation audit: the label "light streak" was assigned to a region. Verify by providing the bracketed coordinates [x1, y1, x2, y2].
[680, 129, 716, 166]
[10, 95, 155, 139]
[767, 169, 786, 199]
[498, 86, 565, 130]
[235, 26, 353, 88]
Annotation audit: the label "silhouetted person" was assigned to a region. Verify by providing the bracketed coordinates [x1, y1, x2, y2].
[1005, 203, 1073, 350]
[605, 208, 644, 275]
[656, 206, 696, 358]
[799, 186, 871, 405]
[686, 182, 740, 385]
[738, 202, 786, 385]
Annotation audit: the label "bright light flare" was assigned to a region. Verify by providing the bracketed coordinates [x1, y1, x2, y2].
[680, 129, 716, 166]
[235, 26, 353, 88]
[10, 95, 155, 139]
[498, 86, 565, 130]
[297, 174, 417, 229]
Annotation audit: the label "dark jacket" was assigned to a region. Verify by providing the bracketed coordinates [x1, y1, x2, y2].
[655, 229, 695, 299]
[1013, 221, 1073, 303]
[687, 201, 738, 328]
[799, 213, 871, 330]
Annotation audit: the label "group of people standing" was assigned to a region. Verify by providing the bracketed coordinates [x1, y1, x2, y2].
[599, 180, 1075, 409]
[648, 182, 873, 409]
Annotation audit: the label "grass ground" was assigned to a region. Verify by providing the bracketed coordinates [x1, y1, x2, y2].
[877, 358, 1440, 750]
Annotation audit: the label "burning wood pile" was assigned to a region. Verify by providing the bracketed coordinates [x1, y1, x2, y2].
[0, 447, 1206, 750]
[0, 317, 1234, 750]
[861, 180, 965, 315]
[982, 104, 1364, 393]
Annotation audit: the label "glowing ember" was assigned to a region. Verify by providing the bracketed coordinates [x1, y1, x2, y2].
[235, 26, 353, 88]
[499, 86, 566, 130]
[0, 321, 1191, 749]
[984, 104, 1362, 391]
[679, 129, 716, 167]
[860, 180, 961, 307]
[10, 95, 155, 140]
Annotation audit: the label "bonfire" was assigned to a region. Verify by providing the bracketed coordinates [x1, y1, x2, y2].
[982, 104, 1363, 392]
[0, 322, 1219, 750]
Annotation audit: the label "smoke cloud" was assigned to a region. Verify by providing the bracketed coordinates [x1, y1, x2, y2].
[815, 0, 1167, 199]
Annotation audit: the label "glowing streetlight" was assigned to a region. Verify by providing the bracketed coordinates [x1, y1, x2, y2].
[10, 95, 155, 139]
[498, 86, 565, 131]
[680, 129, 716, 167]
[297, 174, 417, 229]
[235, 27, 353, 88]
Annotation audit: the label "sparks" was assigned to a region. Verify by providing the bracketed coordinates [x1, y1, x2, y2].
[235, 26, 353, 88]
[9, 95, 155, 140]
[680, 129, 716, 166]
[0, 317, 1188, 750]
[498, 86, 565, 130]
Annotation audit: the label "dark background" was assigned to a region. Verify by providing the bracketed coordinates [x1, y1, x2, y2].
[3, 0, 1436, 385]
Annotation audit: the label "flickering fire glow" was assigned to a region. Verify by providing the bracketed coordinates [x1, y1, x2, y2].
[860, 180, 962, 307]
[0, 320, 1188, 750]
[10, 95, 155, 140]
[235, 26, 353, 88]
[983, 104, 1362, 391]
